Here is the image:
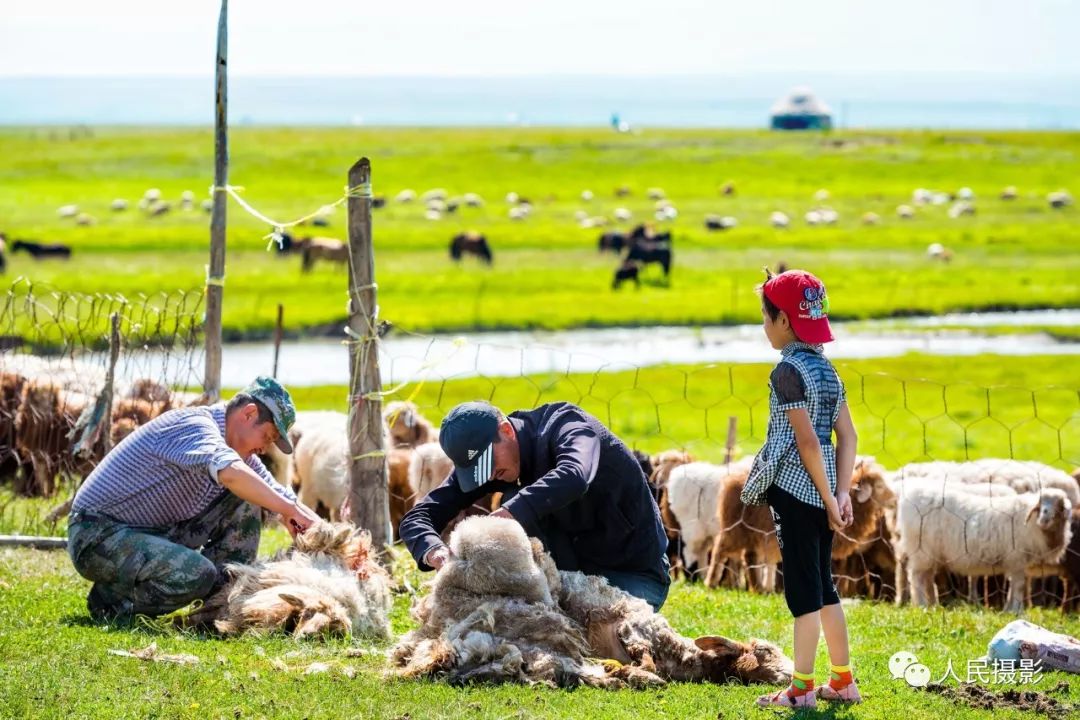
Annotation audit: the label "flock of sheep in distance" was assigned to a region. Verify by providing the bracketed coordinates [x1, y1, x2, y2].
[1, 183, 1072, 286]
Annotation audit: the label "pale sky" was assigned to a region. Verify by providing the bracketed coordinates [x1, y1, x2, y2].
[2, 0, 1079, 77]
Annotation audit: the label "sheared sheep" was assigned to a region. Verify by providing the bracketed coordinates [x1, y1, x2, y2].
[205, 522, 392, 639]
[390, 516, 792, 688]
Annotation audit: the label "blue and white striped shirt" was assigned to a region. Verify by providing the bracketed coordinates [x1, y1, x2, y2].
[72, 404, 296, 526]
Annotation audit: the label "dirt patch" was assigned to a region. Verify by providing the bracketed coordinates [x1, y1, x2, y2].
[921, 681, 1072, 719]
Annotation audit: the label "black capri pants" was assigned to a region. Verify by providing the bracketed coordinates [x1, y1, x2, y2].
[767, 484, 840, 617]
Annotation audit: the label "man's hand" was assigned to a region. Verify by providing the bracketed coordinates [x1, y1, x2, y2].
[424, 545, 455, 571]
[282, 501, 320, 539]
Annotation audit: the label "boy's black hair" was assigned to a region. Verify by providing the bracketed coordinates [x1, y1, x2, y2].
[757, 267, 782, 321]
[226, 393, 275, 425]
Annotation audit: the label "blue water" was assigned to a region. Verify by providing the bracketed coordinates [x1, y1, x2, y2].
[2, 74, 1079, 128]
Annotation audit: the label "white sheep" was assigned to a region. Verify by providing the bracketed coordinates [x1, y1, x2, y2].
[75, 213, 96, 226]
[395, 189, 417, 203]
[509, 206, 528, 221]
[895, 483, 1072, 612]
[894, 460, 1079, 507]
[463, 192, 484, 207]
[820, 208, 839, 225]
[421, 189, 448, 203]
[647, 188, 666, 200]
[573, 209, 589, 222]
[664, 458, 754, 575]
[769, 211, 790, 228]
[1048, 190, 1073, 209]
[425, 209, 442, 221]
[814, 188, 830, 202]
[409, 441, 454, 500]
[1000, 186, 1018, 201]
[292, 411, 349, 521]
[948, 201, 975, 219]
[57, 204, 79, 218]
[505, 192, 520, 204]
[110, 199, 128, 211]
[581, 190, 594, 201]
[613, 208, 632, 222]
[912, 188, 932, 205]
[804, 210, 823, 226]
[957, 187, 975, 201]
[861, 212, 881, 226]
[896, 204, 915, 219]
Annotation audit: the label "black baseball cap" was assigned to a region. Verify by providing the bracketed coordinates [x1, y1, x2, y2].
[439, 401, 501, 492]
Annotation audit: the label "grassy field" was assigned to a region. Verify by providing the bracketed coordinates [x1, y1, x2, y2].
[2, 537, 1079, 720]
[1, 127, 1078, 339]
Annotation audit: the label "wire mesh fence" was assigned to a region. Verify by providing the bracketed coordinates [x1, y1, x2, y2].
[0, 279, 206, 500]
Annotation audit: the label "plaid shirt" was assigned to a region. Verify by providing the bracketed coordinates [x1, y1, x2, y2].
[759, 342, 846, 509]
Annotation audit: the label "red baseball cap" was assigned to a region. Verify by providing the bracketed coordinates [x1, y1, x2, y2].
[762, 270, 834, 344]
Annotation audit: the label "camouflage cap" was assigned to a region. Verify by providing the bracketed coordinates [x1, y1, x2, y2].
[242, 376, 296, 454]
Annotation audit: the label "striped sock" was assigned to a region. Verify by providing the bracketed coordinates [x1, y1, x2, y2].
[829, 663, 853, 690]
[787, 670, 815, 698]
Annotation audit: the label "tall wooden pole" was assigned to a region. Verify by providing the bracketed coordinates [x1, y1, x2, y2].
[346, 158, 390, 548]
[204, 0, 228, 401]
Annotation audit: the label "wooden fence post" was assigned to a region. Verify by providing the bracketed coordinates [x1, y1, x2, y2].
[724, 416, 737, 464]
[272, 303, 284, 378]
[346, 157, 390, 549]
[204, 0, 228, 402]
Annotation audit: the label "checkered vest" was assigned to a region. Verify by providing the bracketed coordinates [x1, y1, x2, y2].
[743, 342, 846, 509]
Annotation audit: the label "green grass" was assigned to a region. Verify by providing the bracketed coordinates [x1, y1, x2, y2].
[2, 127, 1078, 340]
[2, 542, 1079, 720]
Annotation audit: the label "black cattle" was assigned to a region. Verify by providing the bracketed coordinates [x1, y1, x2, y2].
[11, 240, 72, 259]
[450, 232, 493, 265]
[625, 239, 672, 278]
[611, 260, 640, 290]
[597, 231, 626, 253]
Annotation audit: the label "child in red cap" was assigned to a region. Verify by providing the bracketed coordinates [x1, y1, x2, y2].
[743, 269, 861, 709]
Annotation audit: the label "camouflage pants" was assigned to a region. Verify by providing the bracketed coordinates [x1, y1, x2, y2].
[67, 491, 261, 618]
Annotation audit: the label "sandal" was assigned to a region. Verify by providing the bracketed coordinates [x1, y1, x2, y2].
[756, 687, 817, 709]
[817, 681, 863, 703]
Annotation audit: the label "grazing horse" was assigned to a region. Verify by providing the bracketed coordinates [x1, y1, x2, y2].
[12, 240, 72, 259]
[449, 232, 493, 265]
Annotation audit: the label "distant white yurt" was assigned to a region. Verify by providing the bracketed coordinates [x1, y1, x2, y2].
[770, 87, 833, 130]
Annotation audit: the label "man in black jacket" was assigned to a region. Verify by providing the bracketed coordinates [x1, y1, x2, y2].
[399, 401, 670, 609]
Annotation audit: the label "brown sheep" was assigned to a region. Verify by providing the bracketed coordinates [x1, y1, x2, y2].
[300, 237, 348, 273]
[383, 400, 437, 449]
[703, 457, 892, 593]
[388, 446, 416, 541]
[13, 379, 90, 496]
[704, 470, 778, 591]
[650, 449, 694, 577]
[1, 371, 29, 483]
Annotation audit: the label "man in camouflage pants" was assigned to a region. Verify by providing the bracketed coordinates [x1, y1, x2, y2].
[68, 377, 320, 621]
